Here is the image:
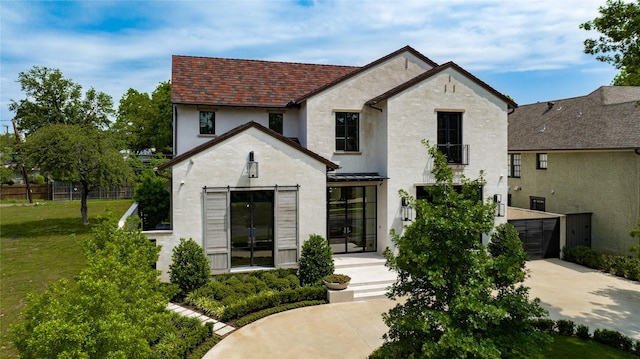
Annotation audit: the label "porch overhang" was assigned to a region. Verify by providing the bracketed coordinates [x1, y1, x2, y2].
[327, 173, 387, 182]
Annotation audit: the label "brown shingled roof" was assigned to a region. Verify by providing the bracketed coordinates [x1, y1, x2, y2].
[508, 86, 640, 151]
[172, 56, 359, 107]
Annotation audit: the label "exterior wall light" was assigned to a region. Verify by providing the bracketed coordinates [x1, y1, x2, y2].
[494, 194, 505, 217]
[247, 151, 259, 178]
[401, 198, 413, 222]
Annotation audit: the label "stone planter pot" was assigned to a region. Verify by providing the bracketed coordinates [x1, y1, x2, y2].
[323, 280, 350, 290]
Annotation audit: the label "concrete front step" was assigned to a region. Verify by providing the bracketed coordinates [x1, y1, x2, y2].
[333, 253, 387, 269]
[328, 253, 397, 302]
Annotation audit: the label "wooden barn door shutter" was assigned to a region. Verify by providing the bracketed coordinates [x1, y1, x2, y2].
[275, 186, 299, 267]
[203, 188, 229, 273]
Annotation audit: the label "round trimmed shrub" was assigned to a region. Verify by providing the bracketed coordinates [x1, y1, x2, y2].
[169, 238, 211, 297]
[298, 234, 334, 286]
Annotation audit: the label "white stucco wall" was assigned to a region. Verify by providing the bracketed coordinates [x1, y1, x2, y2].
[304, 53, 432, 167]
[155, 127, 329, 281]
[175, 106, 300, 155]
[383, 69, 509, 250]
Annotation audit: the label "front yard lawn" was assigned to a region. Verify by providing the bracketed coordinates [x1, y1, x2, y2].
[0, 200, 133, 358]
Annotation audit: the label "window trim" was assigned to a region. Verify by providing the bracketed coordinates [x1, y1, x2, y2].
[335, 111, 360, 152]
[530, 196, 546, 211]
[508, 153, 521, 178]
[536, 153, 548, 170]
[199, 111, 215, 135]
[437, 111, 465, 164]
[268, 113, 284, 135]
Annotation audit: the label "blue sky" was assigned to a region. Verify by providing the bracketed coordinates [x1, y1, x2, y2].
[0, 0, 618, 133]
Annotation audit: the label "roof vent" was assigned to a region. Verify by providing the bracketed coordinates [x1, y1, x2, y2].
[547, 101, 555, 110]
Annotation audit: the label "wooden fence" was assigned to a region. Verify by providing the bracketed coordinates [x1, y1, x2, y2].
[0, 182, 133, 201]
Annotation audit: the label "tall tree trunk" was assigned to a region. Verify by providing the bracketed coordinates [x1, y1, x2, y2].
[81, 180, 90, 225]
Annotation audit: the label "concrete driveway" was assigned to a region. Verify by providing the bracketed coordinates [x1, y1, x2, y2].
[204, 259, 640, 359]
[525, 258, 639, 340]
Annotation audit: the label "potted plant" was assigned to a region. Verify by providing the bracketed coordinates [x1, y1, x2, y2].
[322, 273, 351, 290]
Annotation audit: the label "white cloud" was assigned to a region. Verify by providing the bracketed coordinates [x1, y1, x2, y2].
[0, 0, 614, 129]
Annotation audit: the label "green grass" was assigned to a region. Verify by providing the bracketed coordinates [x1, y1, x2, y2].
[0, 199, 133, 358]
[530, 335, 637, 358]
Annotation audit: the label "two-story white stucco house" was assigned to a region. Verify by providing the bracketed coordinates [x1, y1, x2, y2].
[149, 46, 515, 280]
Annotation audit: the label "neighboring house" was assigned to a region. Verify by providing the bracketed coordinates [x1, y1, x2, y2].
[508, 86, 640, 255]
[149, 46, 515, 280]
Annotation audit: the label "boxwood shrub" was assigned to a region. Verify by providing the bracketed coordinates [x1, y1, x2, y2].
[184, 268, 326, 322]
[593, 328, 634, 353]
[562, 246, 640, 281]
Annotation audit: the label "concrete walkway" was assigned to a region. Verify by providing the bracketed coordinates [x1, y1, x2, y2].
[203, 259, 640, 358]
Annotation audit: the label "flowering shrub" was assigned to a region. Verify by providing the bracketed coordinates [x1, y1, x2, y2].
[322, 273, 351, 284]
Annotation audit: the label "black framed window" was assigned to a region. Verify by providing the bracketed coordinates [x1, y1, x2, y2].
[269, 113, 283, 134]
[508, 153, 521, 178]
[437, 112, 463, 163]
[335, 112, 359, 152]
[530, 196, 546, 211]
[199, 111, 215, 135]
[537, 153, 548, 170]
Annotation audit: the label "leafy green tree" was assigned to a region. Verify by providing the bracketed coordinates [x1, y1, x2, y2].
[630, 221, 640, 259]
[169, 238, 211, 297]
[21, 124, 133, 225]
[298, 234, 334, 286]
[9, 66, 113, 134]
[134, 169, 170, 230]
[373, 142, 549, 359]
[11, 219, 173, 358]
[114, 81, 172, 155]
[0, 132, 17, 183]
[580, 0, 640, 85]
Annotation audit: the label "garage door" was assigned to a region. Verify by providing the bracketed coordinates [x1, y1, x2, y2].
[508, 218, 560, 260]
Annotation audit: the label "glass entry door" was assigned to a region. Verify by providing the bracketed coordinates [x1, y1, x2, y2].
[328, 186, 376, 254]
[230, 191, 274, 268]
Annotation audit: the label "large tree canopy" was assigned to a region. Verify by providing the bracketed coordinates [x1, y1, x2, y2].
[372, 142, 549, 359]
[22, 124, 133, 224]
[9, 66, 113, 134]
[113, 81, 172, 155]
[580, 0, 640, 85]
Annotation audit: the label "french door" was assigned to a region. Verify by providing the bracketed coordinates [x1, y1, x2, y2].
[230, 191, 274, 267]
[327, 186, 376, 254]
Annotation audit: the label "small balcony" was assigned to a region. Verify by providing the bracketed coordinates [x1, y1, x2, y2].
[437, 144, 469, 165]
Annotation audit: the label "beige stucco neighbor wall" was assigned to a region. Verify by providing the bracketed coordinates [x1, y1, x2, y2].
[154, 127, 328, 281]
[383, 69, 509, 249]
[509, 150, 640, 255]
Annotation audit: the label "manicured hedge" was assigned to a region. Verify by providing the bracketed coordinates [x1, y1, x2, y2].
[151, 313, 213, 359]
[184, 269, 326, 322]
[529, 318, 640, 355]
[235, 300, 327, 326]
[563, 246, 640, 281]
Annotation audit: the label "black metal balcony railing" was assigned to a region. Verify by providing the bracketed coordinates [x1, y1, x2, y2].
[437, 144, 469, 165]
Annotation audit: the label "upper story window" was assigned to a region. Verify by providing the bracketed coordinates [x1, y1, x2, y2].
[537, 153, 548, 170]
[437, 112, 466, 164]
[269, 113, 283, 134]
[508, 153, 521, 178]
[199, 111, 215, 135]
[335, 112, 359, 152]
